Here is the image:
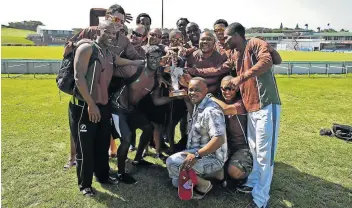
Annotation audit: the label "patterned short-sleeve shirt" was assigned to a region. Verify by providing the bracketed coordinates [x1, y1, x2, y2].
[187, 95, 228, 163]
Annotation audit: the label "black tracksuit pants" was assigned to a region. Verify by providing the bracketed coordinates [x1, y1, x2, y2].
[68, 100, 111, 190]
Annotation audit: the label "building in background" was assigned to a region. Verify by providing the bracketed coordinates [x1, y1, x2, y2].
[27, 26, 74, 45]
[247, 31, 352, 52]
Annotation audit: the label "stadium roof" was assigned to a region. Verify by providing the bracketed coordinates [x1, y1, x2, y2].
[246, 32, 352, 37]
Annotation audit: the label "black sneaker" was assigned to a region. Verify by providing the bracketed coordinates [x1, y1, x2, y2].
[81, 187, 95, 197]
[116, 173, 137, 184]
[155, 153, 167, 160]
[237, 185, 253, 194]
[97, 176, 119, 185]
[245, 201, 260, 208]
[132, 159, 154, 166]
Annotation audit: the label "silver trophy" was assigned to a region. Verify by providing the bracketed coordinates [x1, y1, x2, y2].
[169, 64, 187, 97]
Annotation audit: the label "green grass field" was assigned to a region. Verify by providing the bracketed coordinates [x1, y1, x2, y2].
[2, 46, 352, 61]
[2, 75, 351, 208]
[1, 28, 35, 45]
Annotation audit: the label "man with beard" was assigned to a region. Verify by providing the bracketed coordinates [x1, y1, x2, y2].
[176, 18, 190, 44]
[213, 19, 229, 61]
[223, 22, 281, 208]
[136, 13, 152, 31]
[111, 45, 177, 184]
[70, 20, 144, 196]
[166, 77, 227, 199]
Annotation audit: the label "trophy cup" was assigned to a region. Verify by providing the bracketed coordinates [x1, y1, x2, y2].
[169, 65, 187, 97]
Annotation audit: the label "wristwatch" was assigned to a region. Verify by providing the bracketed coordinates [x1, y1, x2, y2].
[194, 151, 202, 159]
[206, 93, 214, 99]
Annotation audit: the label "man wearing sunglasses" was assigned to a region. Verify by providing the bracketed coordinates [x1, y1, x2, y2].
[130, 24, 148, 57]
[66, 3, 143, 170]
[208, 75, 253, 190]
[111, 45, 177, 184]
[69, 4, 143, 60]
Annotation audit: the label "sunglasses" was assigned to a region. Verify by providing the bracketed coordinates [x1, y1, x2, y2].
[214, 28, 225, 33]
[149, 33, 162, 39]
[132, 31, 143, 38]
[171, 38, 183, 42]
[221, 87, 236, 92]
[107, 15, 123, 24]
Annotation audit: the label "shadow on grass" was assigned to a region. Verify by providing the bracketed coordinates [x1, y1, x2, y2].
[86, 162, 351, 208]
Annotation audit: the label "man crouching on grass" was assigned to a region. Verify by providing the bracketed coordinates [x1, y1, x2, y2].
[166, 77, 227, 199]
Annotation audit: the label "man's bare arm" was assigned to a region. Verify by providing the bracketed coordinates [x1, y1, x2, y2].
[211, 97, 237, 115]
[198, 135, 225, 157]
[151, 87, 176, 105]
[185, 58, 234, 77]
[74, 43, 95, 105]
[114, 55, 145, 66]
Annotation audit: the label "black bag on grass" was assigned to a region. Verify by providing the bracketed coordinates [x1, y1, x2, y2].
[320, 123, 352, 142]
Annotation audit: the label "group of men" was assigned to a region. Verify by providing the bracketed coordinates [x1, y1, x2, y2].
[64, 4, 282, 208]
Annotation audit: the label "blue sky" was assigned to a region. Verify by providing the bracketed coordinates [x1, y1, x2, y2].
[1, 0, 351, 31]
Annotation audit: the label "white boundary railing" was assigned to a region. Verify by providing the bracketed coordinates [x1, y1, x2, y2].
[1, 59, 352, 78]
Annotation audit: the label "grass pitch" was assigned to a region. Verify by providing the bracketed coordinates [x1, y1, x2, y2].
[1, 75, 351, 208]
[1, 28, 35, 45]
[1, 46, 352, 62]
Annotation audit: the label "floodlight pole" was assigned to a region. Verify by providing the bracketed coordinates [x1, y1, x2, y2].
[162, 0, 164, 29]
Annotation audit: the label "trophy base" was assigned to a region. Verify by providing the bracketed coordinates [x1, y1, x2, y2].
[169, 89, 187, 97]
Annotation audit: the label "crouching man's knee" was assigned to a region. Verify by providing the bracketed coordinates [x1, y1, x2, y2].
[228, 164, 247, 180]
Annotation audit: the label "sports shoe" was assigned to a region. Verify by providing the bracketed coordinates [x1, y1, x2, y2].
[63, 160, 76, 170]
[245, 201, 260, 208]
[155, 153, 167, 160]
[237, 185, 253, 194]
[81, 187, 95, 197]
[116, 173, 137, 184]
[132, 159, 154, 166]
[129, 145, 136, 151]
[97, 176, 119, 185]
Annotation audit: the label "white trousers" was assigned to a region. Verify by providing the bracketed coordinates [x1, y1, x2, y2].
[245, 104, 281, 207]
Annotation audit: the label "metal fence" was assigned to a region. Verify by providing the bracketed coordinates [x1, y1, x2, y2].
[1, 59, 352, 77]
